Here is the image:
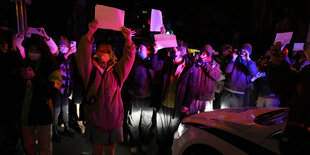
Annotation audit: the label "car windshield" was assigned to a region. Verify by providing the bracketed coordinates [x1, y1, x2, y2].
[254, 109, 289, 126]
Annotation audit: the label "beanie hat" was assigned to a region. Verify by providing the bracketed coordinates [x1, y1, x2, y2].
[204, 44, 214, 53]
[222, 44, 232, 53]
[241, 43, 252, 55]
[58, 36, 70, 48]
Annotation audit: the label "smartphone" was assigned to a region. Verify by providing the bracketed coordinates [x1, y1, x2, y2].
[70, 41, 76, 48]
[30, 27, 41, 35]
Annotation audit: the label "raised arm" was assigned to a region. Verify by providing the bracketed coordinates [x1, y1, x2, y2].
[150, 43, 165, 71]
[267, 42, 298, 97]
[31, 27, 59, 55]
[75, 19, 97, 88]
[113, 26, 136, 87]
[15, 32, 25, 59]
[15, 27, 59, 58]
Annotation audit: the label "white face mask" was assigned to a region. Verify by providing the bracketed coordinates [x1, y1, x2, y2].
[98, 53, 111, 63]
[28, 53, 41, 62]
[59, 47, 69, 54]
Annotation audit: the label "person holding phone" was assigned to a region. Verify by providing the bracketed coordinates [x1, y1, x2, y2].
[15, 27, 58, 59]
[52, 36, 77, 142]
[19, 34, 62, 155]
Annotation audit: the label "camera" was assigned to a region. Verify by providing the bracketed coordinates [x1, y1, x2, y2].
[234, 50, 245, 56]
[195, 57, 208, 67]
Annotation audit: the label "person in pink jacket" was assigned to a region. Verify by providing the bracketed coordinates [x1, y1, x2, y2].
[75, 19, 136, 155]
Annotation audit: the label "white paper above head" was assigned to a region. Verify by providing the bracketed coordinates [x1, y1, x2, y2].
[150, 9, 163, 32]
[274, 32, 293, 45]
[95, 5, 125, 31]
[154, 34, 177, 50]
[293, 43, 304, 51]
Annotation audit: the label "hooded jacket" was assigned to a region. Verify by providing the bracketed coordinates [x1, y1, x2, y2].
[75, 35, 135, 131]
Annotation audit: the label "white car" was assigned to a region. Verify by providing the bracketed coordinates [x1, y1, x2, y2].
[172, 107, 288, 155]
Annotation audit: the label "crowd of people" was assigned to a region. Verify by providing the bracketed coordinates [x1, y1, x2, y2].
[0, 12, 310, 155]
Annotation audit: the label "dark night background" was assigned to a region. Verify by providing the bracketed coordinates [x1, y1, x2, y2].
[1, 0, 310, 58]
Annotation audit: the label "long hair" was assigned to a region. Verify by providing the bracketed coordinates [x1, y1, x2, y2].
[22, 34, 59, 74]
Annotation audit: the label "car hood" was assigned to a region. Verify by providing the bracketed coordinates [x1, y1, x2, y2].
[182, 107, 288, 131]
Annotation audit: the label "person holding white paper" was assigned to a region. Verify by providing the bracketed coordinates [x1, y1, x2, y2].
[125, 42, 156, 153]
[291, 44, 309, 71]
[267, 42, 310, 154]
[151, 41, 197, 154]
[75, 19, 135, 155]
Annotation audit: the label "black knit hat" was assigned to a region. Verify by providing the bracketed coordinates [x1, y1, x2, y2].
[241, 43, 252, 55]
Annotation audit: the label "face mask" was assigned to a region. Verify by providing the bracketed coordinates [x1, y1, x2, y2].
[170, 51, 177, 59]
[138, 49, 147, 59]
[28, 53, 41, 62]
[59, 47, 69, 54]
[98, 53, 110, 63]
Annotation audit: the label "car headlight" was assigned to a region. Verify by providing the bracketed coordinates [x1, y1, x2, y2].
[174, 123, 189, 139]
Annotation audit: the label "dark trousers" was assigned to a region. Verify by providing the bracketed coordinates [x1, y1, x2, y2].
[127, 96, 154, 145]
[156, 105, 182, 154]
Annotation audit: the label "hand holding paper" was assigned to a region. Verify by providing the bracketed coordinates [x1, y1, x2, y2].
[88, 19, 98, 35]
[121, 26, 133, 45]
[86, 19, 98, 41]
[270, 42, 287, 65]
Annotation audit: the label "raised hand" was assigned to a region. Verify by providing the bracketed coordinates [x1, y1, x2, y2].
[36, 27, 50, 40]
[153, 42, 158, 54]
[270, 42, 286, 65]
[243, 50, 251, 60]
[232, 52, 238, 61]
[121, 26, 133, 45]
[88, 19, 99, 36]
